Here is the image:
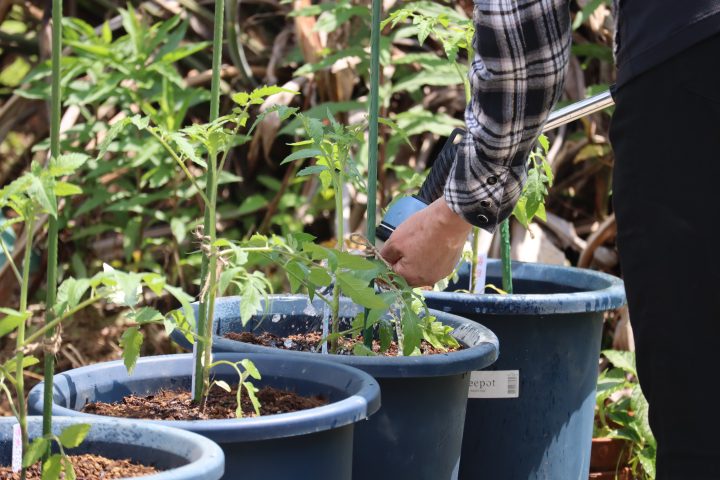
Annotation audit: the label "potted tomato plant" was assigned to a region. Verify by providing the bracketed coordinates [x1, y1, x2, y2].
[28, 4, 381, 479]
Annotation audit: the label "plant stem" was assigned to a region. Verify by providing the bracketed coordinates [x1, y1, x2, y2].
[43, 0, 62, 442]
[364, 0, 382, 348]
[500, 219, 513, 293]
[330, 180, 344, 353]
[194, 0, 225, 404]
[470, 227, 480, 292]
[22, 295, 103, 348]
[16, 213, 35, 480]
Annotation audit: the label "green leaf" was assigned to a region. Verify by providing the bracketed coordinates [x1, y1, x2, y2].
[241, 359, 261, 379]
[353, 344, 377, 356]
[160, 42, 211, 63]
[250, 85, 299, 103]
[285, 261, 306, 293]
[2, 355, 39, 374]
[336, 272, 388, 309]
[400, 306, 423, 356]
[54, 181, 83, 196]
[63, 455, 77, 480]
[602, 350, 637, 377]
[131, 307, 164, 324]
[170, 217, 187, 244]
[379, 319, 393, 351]
[120, 327, 144, 374]
[237, 195, 267, 216]
[297, 165, 329, 177]
[308, 267, 332, 287]
[215, 380, 232, 392]
[168, 132, 206, 168]
[281, 148, 322, 165]
[537, 134, 550, 153]
[57, 423, 91, 449]
[0, 308, 30, 338]
[239, 284, 262, 325]
[129, 115, 150, 131]
[29, 173, 57, 218]
[142, 273, 166, 296]
[244, 381, 261, 415]
[42, 454, 63, 480]
[23, 437, 49, 467]
[337, 252, 377, 270]
[57, 278, 90, 311]
[96, 118, 130, 160]
[50, 153, 89, 176]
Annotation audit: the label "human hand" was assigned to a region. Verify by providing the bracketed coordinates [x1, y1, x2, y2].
[380, 197, 472, 287]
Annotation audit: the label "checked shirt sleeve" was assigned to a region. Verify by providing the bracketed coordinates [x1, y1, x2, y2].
[444, 0, 572, 231]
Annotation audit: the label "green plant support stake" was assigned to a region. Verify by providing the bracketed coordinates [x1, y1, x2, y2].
[500, 219, 513, 293]
[194, 0, 225, 404]
[363, 0, 382, 348]
[43, 0, 62, 441]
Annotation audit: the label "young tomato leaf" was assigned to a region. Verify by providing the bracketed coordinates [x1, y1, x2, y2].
[244, 381, 261, 415]
[120, 327, 144, 374]
[130, 307, 164, 324]
[43, 454, 63, 480]
[281, 148, 322, 165]
[240, 359, 261, 380]
[57, 423, 91, 449]
[0, 308, 30, 338]
[353, 344, 377, 356]
[22, 437, 49, 468]
[336, 272, 388, 309]
[215, 380, 232, 392]
[297, 165, 329, 177]
[63, 456, 77, 480]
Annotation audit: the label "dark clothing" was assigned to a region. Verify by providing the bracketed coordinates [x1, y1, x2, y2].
[614, 0, 720, 86]
[610, 33, 720, 479]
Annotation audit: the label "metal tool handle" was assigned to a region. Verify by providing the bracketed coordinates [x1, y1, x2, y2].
[543, 89, 614, 132]
[414, 89, 615, 204]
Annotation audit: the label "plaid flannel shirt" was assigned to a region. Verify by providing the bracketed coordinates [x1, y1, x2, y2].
[444, 0, 572, 231]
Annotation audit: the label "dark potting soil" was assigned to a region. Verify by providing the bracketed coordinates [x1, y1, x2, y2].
[81, 386, 327, 420]
[0, 454, 158, 479]
[226, 331, 460, 356]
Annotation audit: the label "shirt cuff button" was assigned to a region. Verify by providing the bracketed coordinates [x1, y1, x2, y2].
[486, 176, 498, 185]
[477, 214, 489, 223]
[480, 199, 492, 208]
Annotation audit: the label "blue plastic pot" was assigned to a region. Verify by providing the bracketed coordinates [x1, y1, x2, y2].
[1, 416, 224, 479]
[423, 259, 626, 480]
[191, 295, 499, 480]
[29, 353, 380, 480]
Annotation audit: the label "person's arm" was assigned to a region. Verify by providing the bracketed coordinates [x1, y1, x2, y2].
[381, 0, 572, 286]
[446, 0, 572, 232]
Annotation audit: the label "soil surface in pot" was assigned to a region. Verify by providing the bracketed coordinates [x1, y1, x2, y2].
[1, 453, 158, 478]
[225, 331, 460, 356]
[82, 386, 326, 420]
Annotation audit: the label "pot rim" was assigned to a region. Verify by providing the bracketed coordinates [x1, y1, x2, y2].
[0, 416, 224, 480]
[28, 353, 380, 443]
[207, 295, 500, 378]
[424, 260, 627, 315]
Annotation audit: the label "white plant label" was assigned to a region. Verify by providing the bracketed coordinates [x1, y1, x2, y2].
[12, 423, 21, 472]
[468, 370, 519, 399]
[473, 252, 488, 294]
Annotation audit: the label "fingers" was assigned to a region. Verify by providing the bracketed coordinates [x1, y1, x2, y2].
[380, 237, 402, 265]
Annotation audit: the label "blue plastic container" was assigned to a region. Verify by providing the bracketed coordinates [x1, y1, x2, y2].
[423, 260, 626, 480]
[0, 416, 224, 479]
[193, 296, 499, 480]
[29, 353, 380, 480]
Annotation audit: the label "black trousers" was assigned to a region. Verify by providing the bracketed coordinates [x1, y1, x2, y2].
[610, 34, 720, 479]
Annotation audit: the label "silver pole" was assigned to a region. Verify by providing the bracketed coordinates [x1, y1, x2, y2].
[543, 89, 614, 132]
